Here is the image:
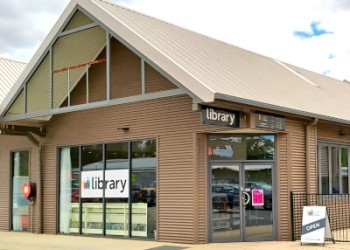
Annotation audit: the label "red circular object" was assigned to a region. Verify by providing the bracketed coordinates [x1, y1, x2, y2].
[22, 182, 32, 198]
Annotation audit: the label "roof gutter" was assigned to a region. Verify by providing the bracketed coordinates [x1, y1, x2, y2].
[215, 93, 350, 126]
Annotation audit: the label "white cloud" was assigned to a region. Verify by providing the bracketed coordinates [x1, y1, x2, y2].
[0, 0, 69, 61]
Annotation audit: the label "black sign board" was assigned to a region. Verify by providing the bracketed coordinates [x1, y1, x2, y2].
[255, 113, 285, 131]
[201, 106, 240, 128]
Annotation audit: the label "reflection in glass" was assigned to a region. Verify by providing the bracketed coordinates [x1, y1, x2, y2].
[58, 140, 157, 238]
[81, 144, 103, 235]
[211, 163, 274, 242]
[82, 144, 103, 171]
[341, 148, 349, 193]
[59, 147, 79, 234]
[105, 142, 129, 236]
[320, 146, 329, 194]
[244, 165, 273, 239]
[132, 140, 157, 239]
[208, 135, 275, 161]
[331, 147, 339, 194]
[12, 151, 29, 231]
[211, 165, 240, 242]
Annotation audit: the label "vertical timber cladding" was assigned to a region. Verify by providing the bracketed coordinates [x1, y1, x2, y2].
[277, 117, 313, 240]
[307, 124, 317, 193]
[286, 118, 307, 194]
[276, 133, 289, 240]
[197, 133, 208, 243]
[0, 136, 37, 231]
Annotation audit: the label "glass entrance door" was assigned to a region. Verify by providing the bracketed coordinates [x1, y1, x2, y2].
[210, 163, 274, 242]
[243, 163, 273, 241]
[211, 164, 241, 242]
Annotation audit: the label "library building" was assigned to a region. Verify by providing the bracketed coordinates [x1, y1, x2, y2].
[0, 0, 350, 244]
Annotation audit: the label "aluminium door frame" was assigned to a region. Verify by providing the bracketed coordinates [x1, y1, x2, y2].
[208, 161, 277, 242]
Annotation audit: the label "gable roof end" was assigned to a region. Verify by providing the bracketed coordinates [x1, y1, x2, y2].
[1, 0, 350, 125]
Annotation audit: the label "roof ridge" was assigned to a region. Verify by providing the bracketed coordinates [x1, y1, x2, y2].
[273, 59, 319, 87]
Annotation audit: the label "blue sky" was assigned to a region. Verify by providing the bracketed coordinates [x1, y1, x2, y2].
[0, 0, 350, 81]
[293, 21, 333, 39]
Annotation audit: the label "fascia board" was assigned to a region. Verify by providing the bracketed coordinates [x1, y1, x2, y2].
[216, 93, 350, 126]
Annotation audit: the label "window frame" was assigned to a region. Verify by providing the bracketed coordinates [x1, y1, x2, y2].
[318, 142, 350, 194]
[57, 139, 157, 238]
[10, 150, 30, 231]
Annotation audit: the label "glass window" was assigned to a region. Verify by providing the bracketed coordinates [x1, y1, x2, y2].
[105, 142, 129, 236]
[331, 147, 339, 194]
[59, 140, 157, 239]
[59, 147, 79, 234]
[81, 144, 103, 235]
[318, 144, 350, 194]
[320, 145, 329, 194]
[246, 135, 275, 160]
[131, 140, 157, 239]
[341, 148, 349, 193]
[82, 144, 103, 171]
[12, 151, 29, 231]
[208, 135, 275, 161]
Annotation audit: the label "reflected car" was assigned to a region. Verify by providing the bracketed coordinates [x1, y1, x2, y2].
[212, 184, 240, 209]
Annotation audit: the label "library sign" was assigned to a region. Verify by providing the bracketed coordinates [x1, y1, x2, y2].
[201, 106, 240, 128]
[81, 169, 129, 198]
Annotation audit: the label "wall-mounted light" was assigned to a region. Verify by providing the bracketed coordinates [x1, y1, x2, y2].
[117, 127, 129, 132]
[339, 130, 346, 136]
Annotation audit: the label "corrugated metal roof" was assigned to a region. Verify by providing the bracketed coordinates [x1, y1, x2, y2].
[0, 57, 26, 104]
[90, 0, 350, 123]
[2, 0, 350, 124]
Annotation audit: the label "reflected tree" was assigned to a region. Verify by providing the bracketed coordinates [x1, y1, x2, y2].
[246, 136, 274, 160]
[132, 140, 156, 158]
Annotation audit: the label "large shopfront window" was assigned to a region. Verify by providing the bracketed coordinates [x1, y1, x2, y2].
[58, 139, 157, 239]
[12, 151, 29, 231]
[318, 143, 350, 194]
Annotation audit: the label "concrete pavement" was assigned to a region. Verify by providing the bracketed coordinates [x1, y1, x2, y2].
[0, 231, 349, 250]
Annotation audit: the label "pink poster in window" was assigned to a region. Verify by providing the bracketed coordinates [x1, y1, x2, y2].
[252, 189, 264, 206]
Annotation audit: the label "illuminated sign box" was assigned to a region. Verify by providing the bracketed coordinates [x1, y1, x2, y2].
[255, 113, 285, 131]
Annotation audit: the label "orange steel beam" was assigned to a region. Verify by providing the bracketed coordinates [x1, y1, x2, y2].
[53, 58, 106, 73]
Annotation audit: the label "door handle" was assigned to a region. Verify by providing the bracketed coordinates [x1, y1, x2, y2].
[242, 191, 250, 206]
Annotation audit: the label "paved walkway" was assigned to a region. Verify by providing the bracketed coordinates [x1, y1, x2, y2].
[0, 232, 349, 250]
